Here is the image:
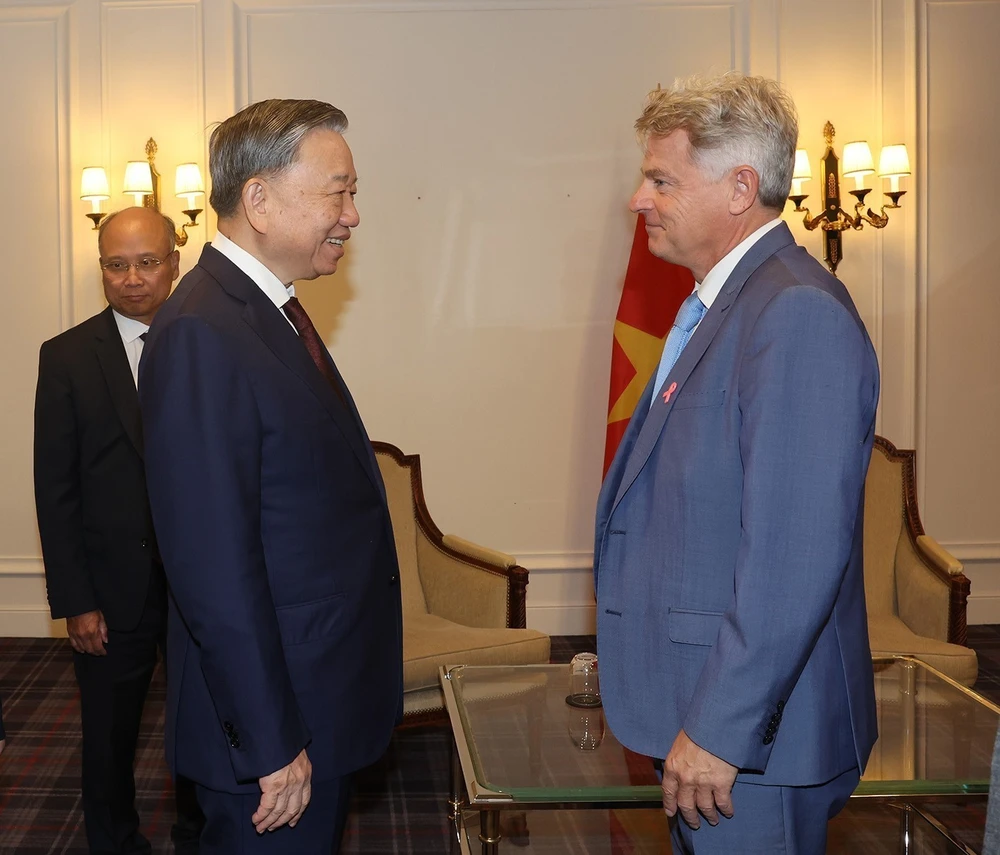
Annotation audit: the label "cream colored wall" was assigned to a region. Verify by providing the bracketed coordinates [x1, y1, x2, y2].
[918, 0, 1000, 622]
[0, 0, 993, 636]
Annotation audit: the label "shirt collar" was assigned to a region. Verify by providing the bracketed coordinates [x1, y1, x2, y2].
[111, 310, 149, 344]
[211, 231, 296, 309]
[695, 218, 783, 309]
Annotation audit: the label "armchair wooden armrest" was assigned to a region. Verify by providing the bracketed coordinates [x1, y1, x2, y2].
[416, 530, 527, 629]
[441, 534, 517, 570]
[873, 437, 971, 648]
[915, 535, 964, 576]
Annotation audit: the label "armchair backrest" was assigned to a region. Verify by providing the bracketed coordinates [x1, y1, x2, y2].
[863, 440, 906, 620]
[373, 443, 430, 617]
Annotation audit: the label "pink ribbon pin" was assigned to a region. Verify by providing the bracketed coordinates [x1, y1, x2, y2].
[662, 382, 678, 404]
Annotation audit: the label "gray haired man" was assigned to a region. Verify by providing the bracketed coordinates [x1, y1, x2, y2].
[138, 100, 403, 854]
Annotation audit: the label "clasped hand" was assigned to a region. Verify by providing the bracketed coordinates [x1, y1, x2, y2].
[661, 729, 738, 830]
[66, 610, 107, 656]
[254, 748, 312, 833]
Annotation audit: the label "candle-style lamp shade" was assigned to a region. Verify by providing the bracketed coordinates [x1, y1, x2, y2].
[80, 167, 110, 203]
[123, 160, 154, 205]
[790, 149, 812, 202]
[842, 141, 875, 190]
[80, 167, 111, 229]
[174, 163, 204, 209]
[878, 144, 911, 204]
[792, 149, 813, 181]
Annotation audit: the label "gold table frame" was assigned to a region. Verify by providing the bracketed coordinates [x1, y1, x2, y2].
[441, 657, 999, 854]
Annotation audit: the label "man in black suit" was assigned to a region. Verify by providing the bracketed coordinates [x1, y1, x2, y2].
[140, 99, 403, 853]
[33, 207, 201, 854]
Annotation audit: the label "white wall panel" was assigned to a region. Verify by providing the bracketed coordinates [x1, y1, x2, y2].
[0, 8, 68, 565]
[0, 5, 71, 635]
[920, 0, 1000, 609]
[235, 3, 741, 584]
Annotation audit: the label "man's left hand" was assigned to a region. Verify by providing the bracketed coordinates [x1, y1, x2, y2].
[662, 729, 738, 829]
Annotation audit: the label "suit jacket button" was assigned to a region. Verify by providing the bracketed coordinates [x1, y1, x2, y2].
[776, 701, 785, 712]
[141, 538, 149, 548]
[762, 734, 774, 745]
[230, 736, 241, 748]
[389, 575, 398, 585]
[223, 721, 234, 734]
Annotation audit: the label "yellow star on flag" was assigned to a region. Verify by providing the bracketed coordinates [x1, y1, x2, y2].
[607, 320, 666, 424]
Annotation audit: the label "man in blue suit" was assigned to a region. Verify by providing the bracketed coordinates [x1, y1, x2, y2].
[595, 74, 880, 853]
[139, 99, 403, 854]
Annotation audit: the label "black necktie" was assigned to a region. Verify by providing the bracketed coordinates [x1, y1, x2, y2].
[282, 297, 346, 405]
[139, 332, 147, 342]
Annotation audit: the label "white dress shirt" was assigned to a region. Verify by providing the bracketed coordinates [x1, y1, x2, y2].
[112, 311, 149, 388]
[211, 231, 297, 331]
[691, 217, 783, 330]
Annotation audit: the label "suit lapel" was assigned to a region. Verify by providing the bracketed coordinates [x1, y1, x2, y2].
[94, 307, 144, 458]
[610, 223, 796, 511]
[198, 247, 382, 496]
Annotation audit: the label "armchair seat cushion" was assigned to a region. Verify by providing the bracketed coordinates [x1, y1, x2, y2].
[869, 615, 978, 687]
[403, 613, 550, 692]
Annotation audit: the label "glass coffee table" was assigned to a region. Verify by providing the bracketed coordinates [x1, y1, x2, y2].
[440, 657, 999, 854]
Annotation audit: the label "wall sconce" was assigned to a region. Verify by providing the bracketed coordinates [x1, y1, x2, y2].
[787, 121, 911, 275]
[80, 138, 205, 246]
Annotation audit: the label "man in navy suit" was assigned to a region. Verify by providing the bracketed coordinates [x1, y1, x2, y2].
[139, 99, 403, 854]
[595, 74, 879, 853]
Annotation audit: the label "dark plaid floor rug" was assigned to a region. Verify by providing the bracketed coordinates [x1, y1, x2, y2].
[0, 631, 997, 854]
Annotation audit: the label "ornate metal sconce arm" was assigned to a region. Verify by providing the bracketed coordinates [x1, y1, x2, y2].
[174, 208, 203, 247]
[852, 201, 889, 229]
[803, 209, 826, 231]
[786, 195, 824, 231]
[824, 210, 855, 231]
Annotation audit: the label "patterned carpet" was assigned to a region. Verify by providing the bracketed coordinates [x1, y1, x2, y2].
[0, 631, 998, 853]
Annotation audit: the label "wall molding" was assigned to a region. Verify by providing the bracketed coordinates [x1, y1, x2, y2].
[234, 0, 748, 11]
[0, 558, 44, 577]
[940, 542, 1000, 563]
[517, 550, 592, 572]
[0, 607, 64, 638]
[967, 596, 1000, 628]
[526, 604, 596, 636]
[915, 0, 931, 501]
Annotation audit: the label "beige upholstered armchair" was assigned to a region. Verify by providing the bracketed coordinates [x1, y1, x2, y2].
[372, 442, 551, 721]
[863, 436, 977, 686]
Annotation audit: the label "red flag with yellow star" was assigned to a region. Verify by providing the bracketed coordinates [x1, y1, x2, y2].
[603, 216, 694, 477]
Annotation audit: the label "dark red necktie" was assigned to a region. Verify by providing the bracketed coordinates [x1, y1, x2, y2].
[282, 296, 346, 405]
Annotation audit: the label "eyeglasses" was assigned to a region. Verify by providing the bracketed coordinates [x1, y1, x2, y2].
[100, 257, 166, 279]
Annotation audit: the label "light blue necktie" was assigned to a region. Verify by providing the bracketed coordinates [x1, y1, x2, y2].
[649, 291, 707, 411]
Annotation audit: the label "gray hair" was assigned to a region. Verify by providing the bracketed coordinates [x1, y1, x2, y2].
[635, 73, 798, 210]
[209, 99, 349, 218]
[98, 208, 177, 254]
